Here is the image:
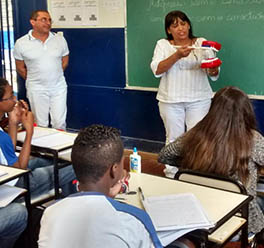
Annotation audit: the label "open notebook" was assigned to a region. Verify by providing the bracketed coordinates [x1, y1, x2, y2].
[141, 192, 214, 246]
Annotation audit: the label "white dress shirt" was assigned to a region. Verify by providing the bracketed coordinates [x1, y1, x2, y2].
[150, 38, 217, 103]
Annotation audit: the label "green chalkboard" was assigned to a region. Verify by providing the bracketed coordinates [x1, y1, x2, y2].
[127, 0, 264, 95]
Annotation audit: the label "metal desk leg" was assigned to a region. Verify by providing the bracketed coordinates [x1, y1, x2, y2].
[53, 154, 60, 199]
[241, 205, 249, 248]
[23, 172, 32, 248]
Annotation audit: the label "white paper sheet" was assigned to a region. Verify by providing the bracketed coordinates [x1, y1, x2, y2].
[17, 128, 77, 148]
[48, 0, 125, 28]
[50, 0, 99, 26]
[31, 132, 76, 148]
[17, 127, 56, 141]
[58, 149, 72, 161]
[142, 193, 214, 231]
[0, 185, 25, 207]
[158, 227, 199, 247]
[5, 178, 18, 187]
[0, 169, 7, 177]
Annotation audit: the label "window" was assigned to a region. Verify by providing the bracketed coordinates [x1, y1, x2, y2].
[0, 0, 17, 92]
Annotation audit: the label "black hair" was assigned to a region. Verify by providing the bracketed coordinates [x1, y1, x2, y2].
[0, 78, 9, 100]
[71, 124, 124, 184]
[165, 10, 195, 40]
[30, 10, 49, 20]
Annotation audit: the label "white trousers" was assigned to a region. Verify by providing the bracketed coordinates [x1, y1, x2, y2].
[159, 99, 211, 144]
[159, 99, 211, 178]
[27, 87, 67, 130]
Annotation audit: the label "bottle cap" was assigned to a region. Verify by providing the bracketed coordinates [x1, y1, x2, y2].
[133, 147, 137, 153]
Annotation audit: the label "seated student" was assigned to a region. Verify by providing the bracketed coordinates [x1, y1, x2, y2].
[0, 77, 76, 198]
[0, 203, 27, 248]
[158, 86, 264, 237]
[38, 124, 195, 248]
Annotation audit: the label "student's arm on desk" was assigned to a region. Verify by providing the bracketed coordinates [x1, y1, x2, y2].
[9, 108, 34, 169]
[158, 137, 183, 166]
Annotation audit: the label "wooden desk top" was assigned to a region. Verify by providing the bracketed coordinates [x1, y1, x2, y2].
[0, 165, 28, 185]
[17, 127, 77, 151]
[121, 173, 250, 228]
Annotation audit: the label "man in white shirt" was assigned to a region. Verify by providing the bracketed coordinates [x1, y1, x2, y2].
[13, 10, 69, 130]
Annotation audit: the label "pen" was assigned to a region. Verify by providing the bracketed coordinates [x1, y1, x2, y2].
[115, 197, 126, 201]
[126, 191, 137, 195]
[138, 187, 145, 201]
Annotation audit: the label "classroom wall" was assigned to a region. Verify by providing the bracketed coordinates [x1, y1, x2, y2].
[11, 0, 165, 147]
[11, 0, 264, 152]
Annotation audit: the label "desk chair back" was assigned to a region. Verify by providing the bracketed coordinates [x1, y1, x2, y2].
[174, 169, 247, 194]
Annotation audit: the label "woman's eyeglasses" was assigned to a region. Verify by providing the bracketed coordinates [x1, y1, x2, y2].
[0, 94, 15, 102]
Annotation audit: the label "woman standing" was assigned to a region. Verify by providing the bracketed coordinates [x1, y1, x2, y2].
[150, 11, 220, 177]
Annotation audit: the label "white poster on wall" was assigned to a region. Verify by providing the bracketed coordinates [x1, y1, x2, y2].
[48, 0, 125, 28]
[102, 0, 121, 11]
[50, 0, 98, 26]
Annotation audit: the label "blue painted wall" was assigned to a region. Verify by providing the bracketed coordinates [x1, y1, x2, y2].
[11, 0, 166, 144]
[12, 0, 47, 100]
[11, 0, 264, 148]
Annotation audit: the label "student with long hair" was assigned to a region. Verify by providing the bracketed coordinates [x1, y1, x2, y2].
[159, 86, 264, 235]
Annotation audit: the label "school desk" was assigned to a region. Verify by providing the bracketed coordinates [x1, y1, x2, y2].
[118, 173, 252, 248]
[0, 165, 31, 247]
[49, 148, 252, 247]
[16, 127, 77, 199]
[0, 164, 30, 208]
[57, 150, 251, 246]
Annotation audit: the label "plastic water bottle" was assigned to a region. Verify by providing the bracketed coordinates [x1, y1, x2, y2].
[130, 147, 141, 173]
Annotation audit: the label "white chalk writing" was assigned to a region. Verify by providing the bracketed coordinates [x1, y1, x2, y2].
[147, 0, 185, 12]
[192, 11, 264, 22]
[222, 0, 264, 5]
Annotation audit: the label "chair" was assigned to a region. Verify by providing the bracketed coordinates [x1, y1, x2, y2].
[175, 169, 246, 194]
[174, 169, 249, 248]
